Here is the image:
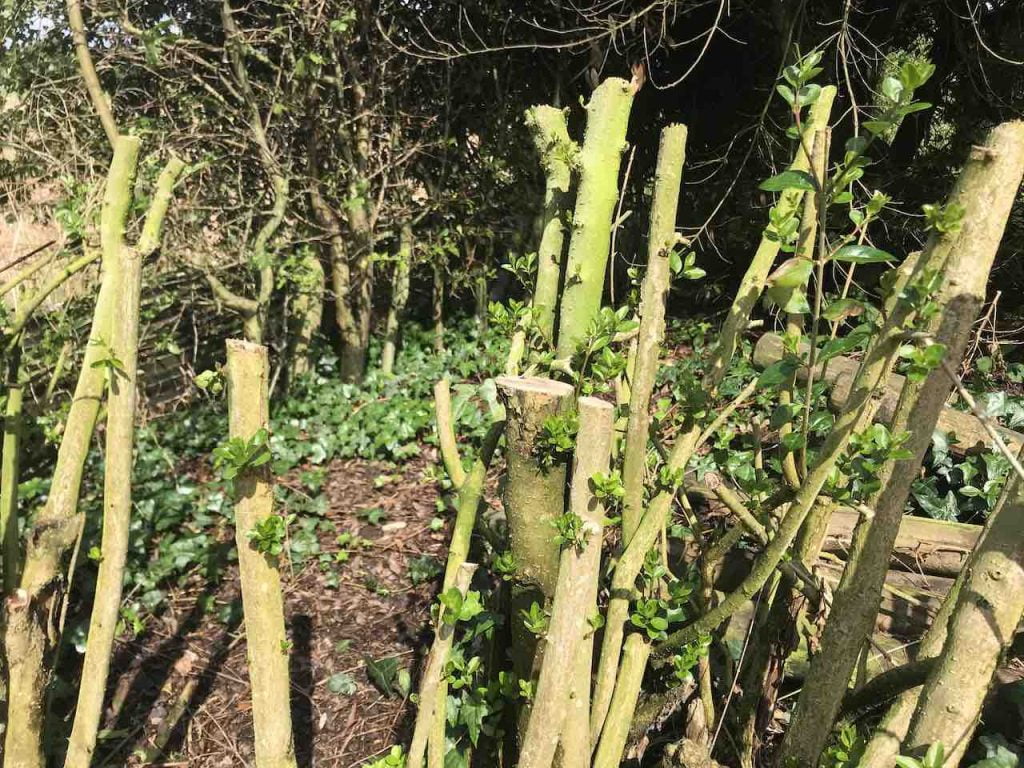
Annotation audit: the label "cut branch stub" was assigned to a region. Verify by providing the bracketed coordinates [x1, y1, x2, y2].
[496, 375, 574, 684]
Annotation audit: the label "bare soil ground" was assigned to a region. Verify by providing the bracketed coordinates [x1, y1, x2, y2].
[99, 455, 448, 768]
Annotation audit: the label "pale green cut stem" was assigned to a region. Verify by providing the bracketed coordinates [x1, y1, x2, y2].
[705, 86, 836, 390]
[408, 563, 477, 768]
[427, 420, 503, 767]
[556, 77, 636, 358]
[590, 421, 700, 743]
[434, 379, 467, 488]
[621, 123, 687, 541]
[65, 135, 145, 768]
[224, 339, 298, 768]
[3, 249, 102, 349]
[0, 247, 58, 298]
[138, 156, 186, 256]
[518, 397, 614, 768]
[525, 105, 577, 342]
[592, 634, 652, 768]
[780, 120, 1024, 768]
[903, 461, 1024, 766]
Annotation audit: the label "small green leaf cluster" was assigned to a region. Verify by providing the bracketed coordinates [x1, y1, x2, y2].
[670, 635, 711, 684]
[361, 746, 406, 768]
[590, 469, 625, 507]
[492, 550, 518, 580]
[536, 411, 579, 468]
[899, 268, 944, 327]
[571, 306, 638, 393]
[899, 341, 948, 382]
[864, 58, 936, 139]
[630, 598, 670, 640]
[194, 368, 224, 394]
[488, 299, 531, 336]
[775, 48, 825, 118]
[247, 513, 293, 558]
[439, 587, 485, 626]
[822, 723, 865, 768]
[669, 247, 706, 281]
[923, 201, 966, 235]
[212, 427, 272, 483]
[834, 424, 914, 501]
[88, 338, 127, 379]
[519, 601, 549, 636]
[897, 742, 945, 768]
[501, 251, 537, 287]
[552, 510, 590, 550]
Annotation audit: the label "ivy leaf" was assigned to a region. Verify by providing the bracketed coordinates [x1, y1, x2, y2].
[758, 358, 800, 389]
[364, 655, 401, 697]
[759, 170, 817, 192]
[831, 244, 896, 264]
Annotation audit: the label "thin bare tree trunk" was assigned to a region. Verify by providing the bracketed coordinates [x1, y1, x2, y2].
[381, 221, 412, 375]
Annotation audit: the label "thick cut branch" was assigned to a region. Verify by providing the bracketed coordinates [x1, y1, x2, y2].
[1, 349, 24, 591]
[556, 78, 636, 358]
[592, 634, 652, 768]
[496, 376, 574, 691]
[2, 139, 139, 768]
[904, 459, 1024, 763]
[66, 138, 145, 767]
